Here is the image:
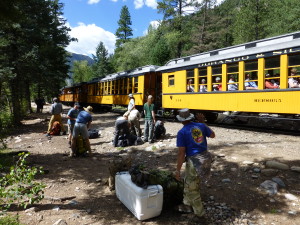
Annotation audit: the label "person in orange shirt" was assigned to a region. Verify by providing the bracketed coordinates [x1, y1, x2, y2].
[265, 74, 279, 89]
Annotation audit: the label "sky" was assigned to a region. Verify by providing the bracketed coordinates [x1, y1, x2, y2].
[61, 0, 163, 56]
[61, 0, 223, 57]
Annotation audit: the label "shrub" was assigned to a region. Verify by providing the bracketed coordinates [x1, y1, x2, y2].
[0, 153, 45, 211]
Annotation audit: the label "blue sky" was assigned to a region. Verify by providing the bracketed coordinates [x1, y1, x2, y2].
[61, 0, 162, 56]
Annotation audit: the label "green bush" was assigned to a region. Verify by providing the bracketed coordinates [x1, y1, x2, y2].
[0, 108, 13, 148]
[0, 215, 21, 225]
[0, 153, 46, 211]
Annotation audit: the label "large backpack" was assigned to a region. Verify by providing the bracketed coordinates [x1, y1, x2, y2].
[76, 135, 87, 155]
[50, 121, 61, 135]
[88, 129, 100, 139]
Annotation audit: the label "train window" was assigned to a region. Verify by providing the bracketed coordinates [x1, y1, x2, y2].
[186, 70, 195, 92]
[124, 78, 128, 94]
[245, 60, 258, 90]
[168, 75, 175, 86]
[128, 78, 133, 94]
[112, 80, 115, 94]
[264, 56, 280, 89]
[288, 54, 300, 88]
[227, 63, 239, 91]
[198, 68, 207, 92]
[212, 66, 222, 91]
[134, 77, 138, 93]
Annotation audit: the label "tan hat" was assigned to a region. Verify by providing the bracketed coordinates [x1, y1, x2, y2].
[148, 95, 153, 99]
[84, 106, 93, 114]
[176, 108, 194, 122]
[128, 93, 133, 98]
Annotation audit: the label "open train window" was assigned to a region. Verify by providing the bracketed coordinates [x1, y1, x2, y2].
[264, 56, 280, 89]
[288, 53, 300, 88]
[134, 77, 138, 93]
[227, 63, 239, 91]
[198, 67, 207, 92]
[128, 78, 133, 94]
[186, 69, 195, 92]
[212, 66, 222, 91]
[168, 75, 174, 86]
[245, 60, 258, 90]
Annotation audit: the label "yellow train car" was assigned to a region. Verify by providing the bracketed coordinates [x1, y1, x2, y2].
[158, 32, 300, 115]
[85, 65, 161, 110]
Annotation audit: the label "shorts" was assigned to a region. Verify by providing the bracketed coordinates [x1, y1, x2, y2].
[68, 124, 75, 135]
[73, 123, 89, 139]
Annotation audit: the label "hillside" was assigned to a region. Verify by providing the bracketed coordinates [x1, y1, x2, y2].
[68, 52, 94, 66]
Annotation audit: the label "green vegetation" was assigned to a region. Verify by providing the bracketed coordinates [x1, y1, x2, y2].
[0, 152, 45, 211]
[0, 215, 21, 225]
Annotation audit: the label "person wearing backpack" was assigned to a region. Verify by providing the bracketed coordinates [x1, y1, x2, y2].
[70, 106, 93, 157]
[46, 98, 66, 137]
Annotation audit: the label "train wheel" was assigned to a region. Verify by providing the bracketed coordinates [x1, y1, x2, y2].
[204, 112, 218, 123]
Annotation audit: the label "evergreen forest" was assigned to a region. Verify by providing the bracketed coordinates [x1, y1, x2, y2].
[1, 0, 300, 131]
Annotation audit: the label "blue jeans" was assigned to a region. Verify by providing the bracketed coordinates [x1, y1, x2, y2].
[144, 120, 154, 141]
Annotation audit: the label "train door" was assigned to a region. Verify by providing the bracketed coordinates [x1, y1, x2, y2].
[144, 72, 162, 109]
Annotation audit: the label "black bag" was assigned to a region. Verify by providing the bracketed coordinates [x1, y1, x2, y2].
[88, 129, 99, 139]
[154, 120, 166, 139]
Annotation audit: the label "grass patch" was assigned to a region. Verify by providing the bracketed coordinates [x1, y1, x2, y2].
[0, 215, 21, 225]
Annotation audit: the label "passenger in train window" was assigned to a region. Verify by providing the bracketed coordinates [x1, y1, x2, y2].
[244, 73, 258, 90]
[199, 79, 207, 92]
[288, 68, 300, 88]
[213, 77, 222, 91]
[265, 74, 279, 89]
[187, 79, 195, 92]
[227, 76, 238, 91]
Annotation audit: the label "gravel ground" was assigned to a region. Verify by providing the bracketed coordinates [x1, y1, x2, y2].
[3, 104, 300, 225]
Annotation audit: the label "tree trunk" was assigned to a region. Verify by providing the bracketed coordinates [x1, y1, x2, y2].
[10, 79, 22, 126]
[25, 80, 33, 113]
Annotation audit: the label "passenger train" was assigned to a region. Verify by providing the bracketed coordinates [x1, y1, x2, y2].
[60, 31, 300, 121]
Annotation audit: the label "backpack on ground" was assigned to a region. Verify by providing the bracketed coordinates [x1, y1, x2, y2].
[88, 129, 100, 139]
[154, 120, 166, 139]
[76, 135, 87, 155]
[50, 121, 61, 135]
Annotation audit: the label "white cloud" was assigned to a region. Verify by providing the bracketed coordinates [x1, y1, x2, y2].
[134, 0, 157, 9]
[134, 0, 144, 9]
[88, 0, 101, 4]
[66, 22, 116, 56]
[143, 20, 160, 35]
[145, 0, 157, 9]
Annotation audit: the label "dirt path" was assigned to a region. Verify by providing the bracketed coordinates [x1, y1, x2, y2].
[4, 104, 300, 225]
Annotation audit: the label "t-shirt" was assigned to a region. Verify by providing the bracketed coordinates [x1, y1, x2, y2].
[128, 99, 135, 111]
[76, 110, 92, 124]
[128, 109, 141, 121]
[228, 80, 238, 91]
[177, 122, 212, 157]
[51, 103, 63, 115]
[144, 103, 154, 120]
[67, 108, 79, 125]
[245, 79, 258, 88]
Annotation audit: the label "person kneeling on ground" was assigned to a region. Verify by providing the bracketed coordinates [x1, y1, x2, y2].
[70, 106, 93, 157]
[175, 108, 215, 223]
[67, 102, 80, 147]
[46, 97, 66, 137]
[113, 113, 140, 147]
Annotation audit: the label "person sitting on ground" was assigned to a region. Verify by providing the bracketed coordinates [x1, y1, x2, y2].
[213, 77, 222, 91]
[199, 79, 207, 92]
[228, 76, 238, 91]
[265, 74, 279, 89]
[288, 68, 300, 88]
[154, 120, 166, 140]
[245, 73, 258, 90]
[187, 79, 195, 92]
[128, 108, 142, 137]
[70, 106, 93, 157]
[67, 102, 80, 147]
[46, 97, 66, 137]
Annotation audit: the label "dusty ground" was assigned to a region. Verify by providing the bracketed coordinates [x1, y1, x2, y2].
[3, 104, 300, 225]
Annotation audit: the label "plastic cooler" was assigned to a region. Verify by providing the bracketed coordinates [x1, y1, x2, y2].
[115, 171, 163, 220]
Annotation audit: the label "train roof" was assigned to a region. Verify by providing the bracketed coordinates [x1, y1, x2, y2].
[156, 31, 300, 72]
[127, 65, 160, 77]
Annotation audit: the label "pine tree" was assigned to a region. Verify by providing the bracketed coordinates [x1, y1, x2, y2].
[115, 5, 133, 48]
[92, 41, 114, 77]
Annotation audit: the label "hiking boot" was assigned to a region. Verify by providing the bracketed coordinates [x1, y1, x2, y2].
[62, 131, 66, 135]
[189, 215, 208, 224]
[149, 139, 155, 144]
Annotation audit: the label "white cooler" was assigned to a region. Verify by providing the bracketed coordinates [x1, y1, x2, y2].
[115, 171, 163, 220]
